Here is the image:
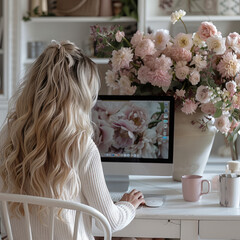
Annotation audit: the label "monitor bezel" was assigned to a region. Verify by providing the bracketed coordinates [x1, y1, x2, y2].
[95, 95, 175, 164]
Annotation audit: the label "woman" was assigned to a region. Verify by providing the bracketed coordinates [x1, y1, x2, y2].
[0, 40, 145, 239]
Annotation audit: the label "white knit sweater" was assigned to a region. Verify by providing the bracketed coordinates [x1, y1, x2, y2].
[0, 126, 136, 239]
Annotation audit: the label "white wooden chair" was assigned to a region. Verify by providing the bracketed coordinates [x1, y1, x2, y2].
[0, 193, 112, 240]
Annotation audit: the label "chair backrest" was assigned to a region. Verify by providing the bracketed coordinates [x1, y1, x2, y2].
[0, 193, 112, 240]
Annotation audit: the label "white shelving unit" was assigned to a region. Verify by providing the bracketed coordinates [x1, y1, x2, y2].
[18, 0, 138, 95]
[0, 0, 12, 127]
[140, 0, 240, 36]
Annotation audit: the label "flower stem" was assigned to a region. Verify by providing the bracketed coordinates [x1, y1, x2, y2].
[123, 37, 131, 47]
[180, 18, 188, 34]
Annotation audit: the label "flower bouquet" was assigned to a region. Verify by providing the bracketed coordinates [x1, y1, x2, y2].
[91, 10, 240, 160]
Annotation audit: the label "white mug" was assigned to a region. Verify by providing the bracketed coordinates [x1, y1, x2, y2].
[219, 174, 240, 208]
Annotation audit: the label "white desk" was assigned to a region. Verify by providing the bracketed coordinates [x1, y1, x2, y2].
[95, 175, 240, 240]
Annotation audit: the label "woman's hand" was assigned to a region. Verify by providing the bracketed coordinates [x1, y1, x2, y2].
[119, 189, 145, 208]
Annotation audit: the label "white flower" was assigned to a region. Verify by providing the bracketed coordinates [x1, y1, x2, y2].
[189, 69, 200, 85]
[196, 85, 211, 103]
[215, 115, 231, 134]
[175, 66, 190, 80]
[119, 75, 136, 95]
[193, 32, 206, 48]
[191, 54, 207, 70]
[154, 29, 170, 51]
[226, 81, 237, 95]
[115, 30, 125, 42]
[174, 33, 193, 50]
[171, 9, 186, 24]
[105, 70, 119, 90]
[206, 35, 226, 55]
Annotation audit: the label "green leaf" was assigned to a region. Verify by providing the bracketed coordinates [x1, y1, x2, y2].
[214, 109, 222, 118]
[214, 101, 223, 108]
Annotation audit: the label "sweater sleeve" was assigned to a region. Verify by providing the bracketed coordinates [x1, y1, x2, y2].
[79, 139, 136, 232]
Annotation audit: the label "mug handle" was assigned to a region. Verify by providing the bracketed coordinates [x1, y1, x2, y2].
[201, 179, 211, 195]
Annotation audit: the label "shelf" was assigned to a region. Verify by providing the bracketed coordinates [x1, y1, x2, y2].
[24, 58, 109, 65]
[91, 58, 109, 64]
[147, 15, 240, 22]
[27, 16, 137, 23]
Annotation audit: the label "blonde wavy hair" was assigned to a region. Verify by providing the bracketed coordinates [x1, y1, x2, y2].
[0, 41, 100, 214]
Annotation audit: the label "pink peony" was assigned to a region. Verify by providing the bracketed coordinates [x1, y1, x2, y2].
[105, 70, 119, 90]
[130, 30, 143, 47]
[148, 69, 172, 88]
[138, 65, 151, 84]
[181, 99, 198, 115]
[154, 55, 173, 71]
[123, 104, 148, 132]
[197, 21, 218, 41]
[111, 47, 133, 72]
[215, 115, 231, 134]
[115, 30, 125, 42]
[196, 86, 211, 103]
[201, 102, 216, 116]
[169, 47, 192, 62]
[112, 119, 136, 149]
[226, 32, 240, 53]
[135, 38, 156, 59]
[217, 52, 240, 78]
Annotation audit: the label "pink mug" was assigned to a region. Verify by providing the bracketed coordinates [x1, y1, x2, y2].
[181, 175, 211, 202]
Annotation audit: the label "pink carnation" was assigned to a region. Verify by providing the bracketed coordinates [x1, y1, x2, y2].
[170, 47, 192, 62]
[197, 21, 218, 41]
[111, 47, 133, 72]
[181, 99, 198, 115]
[138, 66, 151, 84]
[135, 39, 156, 59]
[148, 69, 172, 88]
[130, 30, 143, 47]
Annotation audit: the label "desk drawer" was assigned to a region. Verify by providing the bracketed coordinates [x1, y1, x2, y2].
[94, 219, 180, 238]
[199, 220, 240, 239]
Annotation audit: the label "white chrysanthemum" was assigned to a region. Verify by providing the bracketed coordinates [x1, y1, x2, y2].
[174, 33, 193, 50]
[171, 9, 186, 24]
[154, 29, 170, 51]
[218, 52, 240, 78]
[206, 35, 226, 55]
[105, 70, 119, 90]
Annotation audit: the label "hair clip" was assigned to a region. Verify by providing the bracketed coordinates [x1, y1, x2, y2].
[51, 39, 61, 49]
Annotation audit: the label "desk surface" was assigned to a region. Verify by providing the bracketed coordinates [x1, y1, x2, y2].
[129, 175, 240, 221]
[100, 175, 240, 240]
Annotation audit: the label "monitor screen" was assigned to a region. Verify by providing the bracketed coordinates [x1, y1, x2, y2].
[92, 95, 174, 166]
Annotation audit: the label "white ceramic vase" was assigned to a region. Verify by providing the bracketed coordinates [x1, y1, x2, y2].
[172, 110, 216, 181]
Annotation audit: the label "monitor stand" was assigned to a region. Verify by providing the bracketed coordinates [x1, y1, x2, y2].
[105, 175, 130, 192]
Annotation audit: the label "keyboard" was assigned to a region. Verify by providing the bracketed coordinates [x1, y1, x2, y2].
[110, 192, 166, 207]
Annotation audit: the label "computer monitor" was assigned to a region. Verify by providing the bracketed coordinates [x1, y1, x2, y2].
[92, 95, 174, 192]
